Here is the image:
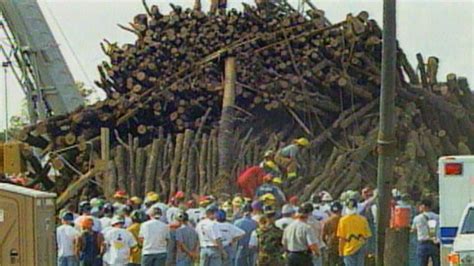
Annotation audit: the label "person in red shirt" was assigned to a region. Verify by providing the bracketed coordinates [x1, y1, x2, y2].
[236, 166, 266, 198]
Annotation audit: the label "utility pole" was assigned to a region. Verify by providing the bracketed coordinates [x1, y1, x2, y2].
[376, 0, 397, 265]
[2, 61, 10, 141]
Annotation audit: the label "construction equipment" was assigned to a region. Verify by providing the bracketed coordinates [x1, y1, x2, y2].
[0, 0, 84, 123]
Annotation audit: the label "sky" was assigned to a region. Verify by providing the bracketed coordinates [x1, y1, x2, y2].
[0, 0, 473, 129]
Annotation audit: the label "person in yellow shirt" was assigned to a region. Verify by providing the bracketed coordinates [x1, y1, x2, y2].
[127, 210, 144, 266]
[337, 198, 372, 266]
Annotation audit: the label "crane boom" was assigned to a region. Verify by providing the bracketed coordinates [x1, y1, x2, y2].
[0, 0, 84, 122]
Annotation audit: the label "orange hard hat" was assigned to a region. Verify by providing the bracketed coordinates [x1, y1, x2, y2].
[79, 216, 94, 229]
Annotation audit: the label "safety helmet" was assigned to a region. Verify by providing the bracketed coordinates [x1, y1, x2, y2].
[321, 192, 333, 202]
[199, 196, 211, 207]
[130, 196, 142, 205]
[111, 216, 125, 226]
[113, 190, 128, 199]
[79, 216, 94, 229]
[145, 192, 160, 203]
[175, 191, 185, 200]
[90, 198, 105, 209]
[259, 193, 276, 205]
[272, 177, 283, 185]
[295, 137, 310, 147]
[289, 196, 299, 205]
[175, 211, 188, 222]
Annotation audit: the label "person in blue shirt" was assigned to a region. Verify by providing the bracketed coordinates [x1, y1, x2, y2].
[233, 204, 258, 266]
[255, 175, 286, 205]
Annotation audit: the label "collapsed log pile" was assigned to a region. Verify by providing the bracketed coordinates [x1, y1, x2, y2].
[17, 1, 473, 202]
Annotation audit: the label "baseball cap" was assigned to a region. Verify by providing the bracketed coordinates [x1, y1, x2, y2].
[61, 211, 74, 222]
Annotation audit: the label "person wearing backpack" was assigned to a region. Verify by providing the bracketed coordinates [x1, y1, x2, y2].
[411, 199, 440, 266]
[76, 216, 103, 266]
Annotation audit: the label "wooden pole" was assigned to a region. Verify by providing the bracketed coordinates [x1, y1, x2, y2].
[100, 128, 113, 199]
[376, 0, 397, 265]
[384, 228, 410, 266]
[218, 57, 236, 190]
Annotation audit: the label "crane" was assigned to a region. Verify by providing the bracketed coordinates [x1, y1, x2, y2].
[0, 0, 84, 123]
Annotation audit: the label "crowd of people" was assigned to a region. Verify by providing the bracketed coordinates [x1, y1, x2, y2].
[56, 137, 440, 266]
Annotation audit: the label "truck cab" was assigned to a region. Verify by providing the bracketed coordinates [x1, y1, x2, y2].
[439, 156, 474, 266]
[448, 202, 474, 265]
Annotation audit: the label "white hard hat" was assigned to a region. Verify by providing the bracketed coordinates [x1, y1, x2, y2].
[321, 192, 333, 202]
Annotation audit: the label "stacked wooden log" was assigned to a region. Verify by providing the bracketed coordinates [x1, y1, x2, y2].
[16, 2, 473, 201]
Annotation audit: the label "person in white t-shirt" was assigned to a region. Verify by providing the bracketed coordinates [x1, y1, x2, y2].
[196, 205, 226, 266]
[102, 216, 137, 266]
[275, 204, 296, 230]
[139, 206, 170, 266]
[57, 212, 80, 266]
[215, 209, 245, 266]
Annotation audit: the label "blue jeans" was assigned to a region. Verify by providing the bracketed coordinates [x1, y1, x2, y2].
[58, 256, 79, 266]
[343, 245, 366, 266]
[200, 247, 222, 266]
[416, 242, 440, 266]
[234, 246, 254, 266]
[141, 253, 167, 266]
[176, 256, 193, 266]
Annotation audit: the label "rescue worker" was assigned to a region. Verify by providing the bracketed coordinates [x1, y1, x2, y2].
[215, 209, 245, 266]
[196, 205, 226, 266]
[275, 137, 310, 180]
[76, 216, 103, 266]
[144, 192, 160, 210]
[255, 175, 286, 205]
[127, 210, 145, 266]
[139, 206, 170, 266]
[100, 203, 114, 232]
[282, 202, 320, 266]
[129, 196, 143, 210]
[75, 201, 102, 233]
[259, 150, 282, 177]
[249, 205, 285, 266]
[187, 195, 210, 226]
[113, 190, 129, 207]
[275, 204, 296, 230]
[167, 191, 186, 223]
[175, 212, 199, 266]
[337, 199, 372, 266]
[322, 202, 343, 266]
[231, 196, 244, 221]
[57, 211, 80, 266]
[411, 199, 440, 266]
[234, 203, 258, 266]
[237, 166, 267, 198]
[251, 200, 264, 223]
[102, 216, 137, 266]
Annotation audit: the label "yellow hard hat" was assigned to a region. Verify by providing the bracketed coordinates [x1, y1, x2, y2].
[222, 200, 232, 209]
[130, 196, 142, 205]
[264, 150, 274, 157]
[232, 196, 243, 207]
[145, 192, 159, 203]
[259, 193, 276, 205]
[272, 177, 283, 184]
[295, 137, 310, 147]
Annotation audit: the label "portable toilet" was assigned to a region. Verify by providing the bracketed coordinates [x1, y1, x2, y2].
[0, 183, 56, 265]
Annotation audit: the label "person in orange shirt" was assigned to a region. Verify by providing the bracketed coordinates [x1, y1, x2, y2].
[337, 199, 372, 266]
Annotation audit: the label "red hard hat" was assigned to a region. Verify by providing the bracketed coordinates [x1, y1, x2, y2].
[175, 191, 185, 200]
[289, 196, 299, 204]
[263, 174, 273, 182]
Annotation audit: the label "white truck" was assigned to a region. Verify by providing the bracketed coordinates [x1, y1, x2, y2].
[438, 155, 474, 266]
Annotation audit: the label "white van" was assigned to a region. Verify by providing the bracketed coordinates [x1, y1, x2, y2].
[438, 156, 474, 266]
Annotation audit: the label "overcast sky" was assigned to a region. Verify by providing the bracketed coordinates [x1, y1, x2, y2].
[0, 0, 473, 128]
